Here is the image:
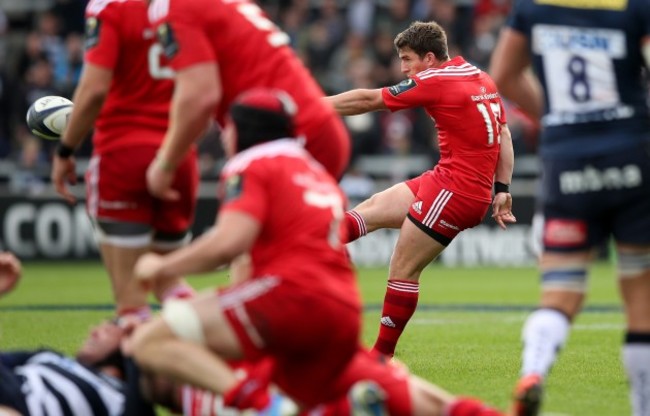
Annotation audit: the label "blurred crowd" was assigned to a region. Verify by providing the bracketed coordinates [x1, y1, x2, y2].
[0, 0, 541, 195]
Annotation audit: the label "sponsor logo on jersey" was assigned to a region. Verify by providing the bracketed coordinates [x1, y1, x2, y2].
[380, 316, 396, 328]
[388, 78, 418, 96]
[84, 17, 101, 49]
[535, 0, 627, 10]
[471, 91, 500, 101]
[533, 25, 626, 57]
[543, 219, 587, 247]
[411, 200, 423, 215]
[223, 174, 244, 202]
[156, 22, 178, 58]
[559, 164, 642, 194]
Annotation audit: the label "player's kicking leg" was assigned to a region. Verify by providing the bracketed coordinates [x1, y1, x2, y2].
[343, 182, 414, 243]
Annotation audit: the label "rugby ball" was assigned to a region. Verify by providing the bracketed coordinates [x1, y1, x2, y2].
[26, 96, 74, 140]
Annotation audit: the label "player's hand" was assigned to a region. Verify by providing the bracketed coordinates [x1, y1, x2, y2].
[134, 253, 165, 290]
[51, 155, 77, 204]
[491, 192, 516, 230]
[0, 252, 22, 296]
[146, 159, 180, 201]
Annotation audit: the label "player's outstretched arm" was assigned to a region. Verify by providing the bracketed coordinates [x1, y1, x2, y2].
[324, 88, 387, 116]
[51, 64, 112, 204]
[134, 211, 259, 284]
[489, 28, 543, 122]
[0, 252, 22, 296]
[147, 63, 221, 200]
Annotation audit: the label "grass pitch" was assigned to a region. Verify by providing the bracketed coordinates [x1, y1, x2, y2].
[0, 261, 626, 415]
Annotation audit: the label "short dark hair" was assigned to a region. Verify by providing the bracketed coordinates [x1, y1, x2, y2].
[229, 89, 296, 152]
[394, 21, 449, 61]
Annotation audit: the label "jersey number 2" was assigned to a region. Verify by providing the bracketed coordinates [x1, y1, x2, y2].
[476, 102, 501, 145]
[148, 43, 174, 79]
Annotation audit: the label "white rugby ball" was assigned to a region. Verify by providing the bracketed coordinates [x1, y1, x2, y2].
[26, 96, 74, 140]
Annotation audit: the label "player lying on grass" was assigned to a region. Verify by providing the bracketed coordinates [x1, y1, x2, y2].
[0, 316, 296, 416]
[130, 88, 506, 416]
[0, 317, 158, 415]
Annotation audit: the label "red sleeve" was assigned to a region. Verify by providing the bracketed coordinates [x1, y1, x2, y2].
[219, 166, 269, 224]
[155, 0, 216, 71]
[84, 5, 120, 69]
[381, 77, 436, 112]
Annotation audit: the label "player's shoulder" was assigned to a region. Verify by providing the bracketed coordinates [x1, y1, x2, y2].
[149, 0, 217, 22]
[86, 0, 144, 18]
[415, 57, 482, 83]
[222, 139, 310, 176]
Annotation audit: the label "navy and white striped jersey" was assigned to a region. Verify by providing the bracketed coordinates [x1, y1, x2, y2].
[506, 0, 650, 158]
[1, 349, 125, 416]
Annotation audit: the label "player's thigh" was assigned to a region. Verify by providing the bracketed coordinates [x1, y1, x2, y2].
[354, 182, 415, 230]
[86, 149, 156, 246]
[220, 277, 359, 358]
[391, 178, 489, 278]
[220, 277, 360, 404]
[152, 150, 199, 247]
[186, 290, 243, 358]
[141, 290, 243, 360]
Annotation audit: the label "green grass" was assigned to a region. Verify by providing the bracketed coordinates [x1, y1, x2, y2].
[0, 261, 627, 415]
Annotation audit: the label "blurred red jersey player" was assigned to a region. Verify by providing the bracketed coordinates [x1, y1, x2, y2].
[131, 88, 506, 416]
[51, 0, 197, 319]
[145, 0, 350, 201]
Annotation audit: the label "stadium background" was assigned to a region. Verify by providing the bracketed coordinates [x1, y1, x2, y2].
[0, 0, 544, 265]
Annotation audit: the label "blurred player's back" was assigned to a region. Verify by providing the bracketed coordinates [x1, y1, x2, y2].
[150, 0, 340, 138]
[86, 0, 173, 152]
[510, 0, 650, 157]
[220, 139, 358, 307]
[147, 0, 350, 179]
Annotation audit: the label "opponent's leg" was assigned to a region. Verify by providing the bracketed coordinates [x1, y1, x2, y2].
[617, 244, 650, 416]
[513, 250, 590, 416]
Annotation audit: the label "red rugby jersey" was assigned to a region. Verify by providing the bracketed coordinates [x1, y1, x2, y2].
[147, 0, 337, 134]
[85, 0, 173, 153]
[383, 56, 507, 202]
[219, 139, 359, 309]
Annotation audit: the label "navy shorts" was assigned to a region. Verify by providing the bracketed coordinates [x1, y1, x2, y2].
[541, 143, 650, 252]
